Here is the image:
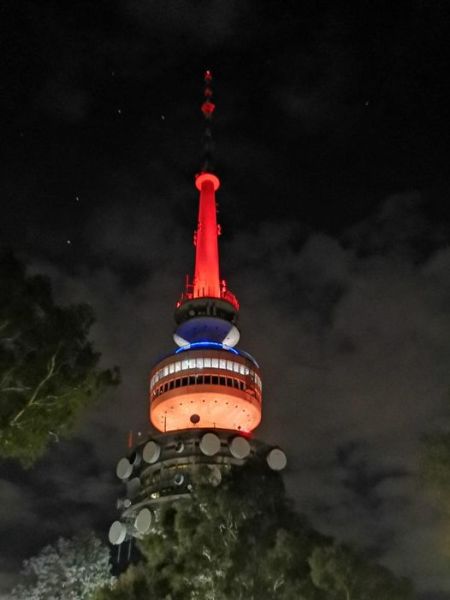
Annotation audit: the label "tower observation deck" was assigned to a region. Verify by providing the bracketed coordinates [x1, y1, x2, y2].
[109, 72, 286, 548]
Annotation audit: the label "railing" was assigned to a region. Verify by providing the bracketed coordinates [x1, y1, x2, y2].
[176, 278, 239, 311]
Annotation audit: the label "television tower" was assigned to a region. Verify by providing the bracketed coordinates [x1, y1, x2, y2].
[109, 72, 287, 547]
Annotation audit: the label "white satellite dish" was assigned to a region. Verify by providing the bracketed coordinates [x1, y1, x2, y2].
[129, 450, 141, 467]
[173, 473, 185, 486]
[229, 436, 251, 459]
[199, 432, 221, 456]
[116, 457, 132, 480]
[108, 521, 127, 545]
[134, 508, 152, 534]
[143, 440, 161, 464]
[266, 448, 287, 471]
[126, 477, 141, 499]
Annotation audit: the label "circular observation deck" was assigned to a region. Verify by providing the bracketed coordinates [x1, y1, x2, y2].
[149, 346, 262, 433]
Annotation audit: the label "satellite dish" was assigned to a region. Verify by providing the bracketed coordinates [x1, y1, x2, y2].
[229, 436, 251, 459]
[143, 440, 161, 464]
[116, 457, 132, 480]
[173, 473, 185, 486]
[222, 324, 240, 347]
[108, 521, 127, 545]
[134, 508, 152, 534]
[266, 448, 287, 471]
[208, 465, 222, 486]
[126, 477, 141, 499]
[199, 432, 221, 456]
[129, 450, 141, 467]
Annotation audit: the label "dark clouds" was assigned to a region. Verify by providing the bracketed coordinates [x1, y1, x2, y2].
[1, 1, 450, 598]
[1, 190, 448, 596]
[123, 0, 242, 46]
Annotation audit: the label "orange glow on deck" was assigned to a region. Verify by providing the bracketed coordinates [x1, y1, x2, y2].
[150, 387, 261, 432]
[149, 348, 262, 434]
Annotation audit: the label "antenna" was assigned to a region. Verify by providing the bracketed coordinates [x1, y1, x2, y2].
[201, 69, 215, 173]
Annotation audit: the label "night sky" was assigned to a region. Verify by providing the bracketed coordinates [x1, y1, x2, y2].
[1, 1, 450, 598]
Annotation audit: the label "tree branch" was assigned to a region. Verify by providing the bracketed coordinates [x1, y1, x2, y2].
[9, 350, 59, 426]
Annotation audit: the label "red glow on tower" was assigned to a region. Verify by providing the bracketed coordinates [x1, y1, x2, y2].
[176, 70, 239, 311]
[193, 172, 221, 299]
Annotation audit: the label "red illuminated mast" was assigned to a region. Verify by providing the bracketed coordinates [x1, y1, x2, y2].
[179, 71, 238, 310]
[193, 171, 221, 299]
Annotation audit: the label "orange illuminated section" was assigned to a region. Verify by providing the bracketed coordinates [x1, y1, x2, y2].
[149, 349, 262, 433]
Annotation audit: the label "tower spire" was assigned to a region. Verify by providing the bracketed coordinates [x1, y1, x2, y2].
[200, 69, 215, 172]
[194, 70, 220, 299]
[177, 71, 238, 311]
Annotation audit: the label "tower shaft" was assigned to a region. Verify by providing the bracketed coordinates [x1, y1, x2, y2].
[194, 174, 221, 299]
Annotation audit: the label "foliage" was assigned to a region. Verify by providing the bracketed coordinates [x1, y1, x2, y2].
[96, 463, 414, 600]
[9, 532, 115, 600]
[309, 544, 414, 600]
[0, 251, 119, 466]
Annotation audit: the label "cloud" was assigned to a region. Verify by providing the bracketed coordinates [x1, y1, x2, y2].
[122, 0, 243, 46]
[3, 190, 450, 597]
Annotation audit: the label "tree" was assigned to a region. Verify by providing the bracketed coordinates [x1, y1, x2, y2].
[309, 544, 414, 600]
[0, 251, 119, 466]
[96, 463, 414, 600]
[9, 532, 115, 600]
